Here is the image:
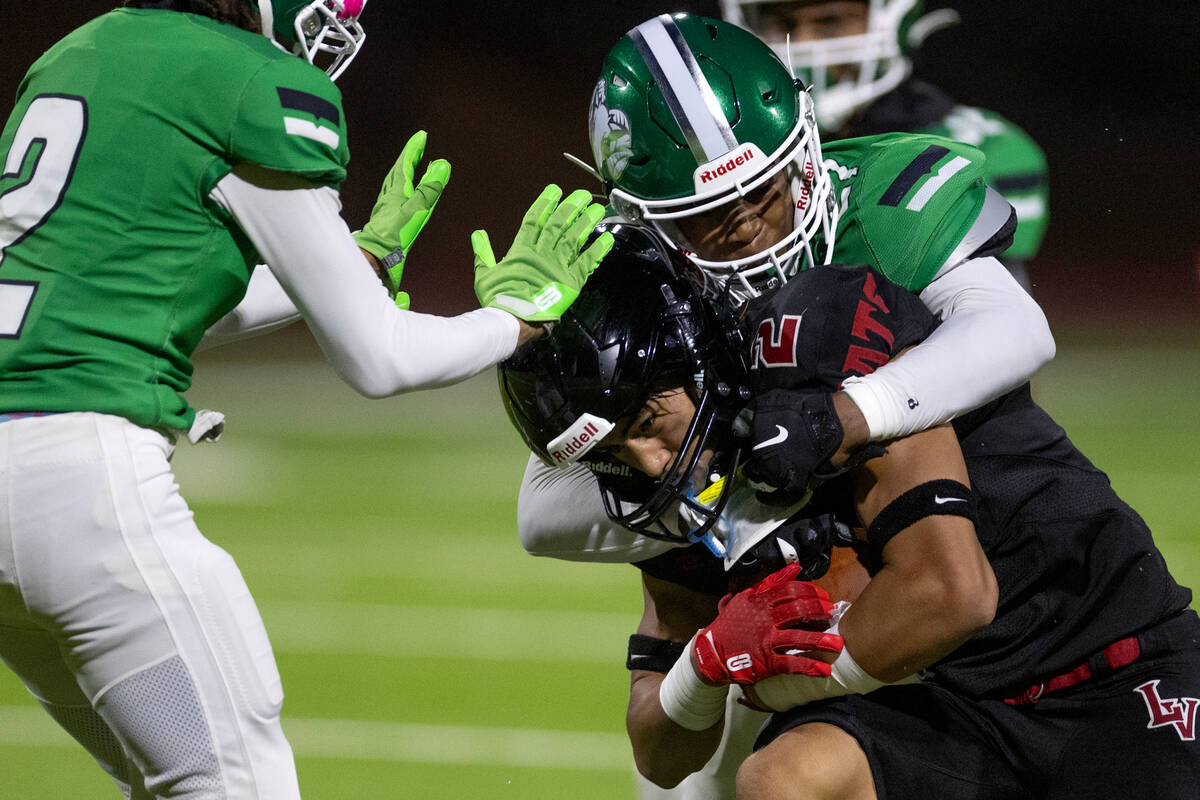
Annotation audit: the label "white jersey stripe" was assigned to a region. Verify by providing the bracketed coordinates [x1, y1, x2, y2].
[630, 14, 737, 162]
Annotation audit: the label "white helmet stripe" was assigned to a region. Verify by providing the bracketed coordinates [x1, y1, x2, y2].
[257, 0, 276, 45]
[630, 14, 738, 163]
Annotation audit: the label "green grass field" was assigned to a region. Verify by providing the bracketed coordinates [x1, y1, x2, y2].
[2, 335, 1197, 798]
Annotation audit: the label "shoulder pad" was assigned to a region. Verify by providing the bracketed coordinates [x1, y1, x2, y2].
[825, 133, 990, 292]
[231, 57, 349, 187]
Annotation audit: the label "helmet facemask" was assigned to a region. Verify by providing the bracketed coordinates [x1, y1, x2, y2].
[591, 347, 746, 553]
[611, 92, 839, 303]
[257, 0, 367, 80]
[719, 0, 956, 132]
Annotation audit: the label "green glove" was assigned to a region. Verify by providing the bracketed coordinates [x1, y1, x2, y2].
[472, 184, 614, 321]
[353, 130, 450, 309]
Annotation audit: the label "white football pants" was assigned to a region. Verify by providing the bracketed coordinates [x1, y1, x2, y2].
[0, 412, 298, 799]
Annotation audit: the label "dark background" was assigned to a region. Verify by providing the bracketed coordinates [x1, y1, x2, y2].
[5, 2, 1198, 336]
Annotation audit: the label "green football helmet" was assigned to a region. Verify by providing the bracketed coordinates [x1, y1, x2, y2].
[589, 13, 839, 301]
[719, 0, 959, 131]
[255, 0, 367, 80]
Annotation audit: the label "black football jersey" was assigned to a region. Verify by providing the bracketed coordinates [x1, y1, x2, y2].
[642, 263, 1193, 697]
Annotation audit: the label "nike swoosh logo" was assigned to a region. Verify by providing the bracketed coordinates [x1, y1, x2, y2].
[753, 425, 789, 451]
[934, 495, 968, 504]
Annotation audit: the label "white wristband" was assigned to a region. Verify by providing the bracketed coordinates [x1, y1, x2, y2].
[840, 375, 892, 441]
[658, 635, 728, 731]
[746, 622, 889, 712]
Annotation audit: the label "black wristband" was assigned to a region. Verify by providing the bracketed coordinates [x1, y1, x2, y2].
[866, 479, 977, 551]
[626, 634, 688, 673]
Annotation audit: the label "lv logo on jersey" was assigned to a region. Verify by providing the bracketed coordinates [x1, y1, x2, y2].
[1135, 680, 1200, 741]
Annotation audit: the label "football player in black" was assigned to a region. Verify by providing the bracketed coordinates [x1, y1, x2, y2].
[498, 224, 1200, 798]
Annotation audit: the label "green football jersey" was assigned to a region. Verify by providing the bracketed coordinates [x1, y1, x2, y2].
[916, 106, 1048, 260]
[821, 132, 1006, 293]
[0, 9, 349, 430]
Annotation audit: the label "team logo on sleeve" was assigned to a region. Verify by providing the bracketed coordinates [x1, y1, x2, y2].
[276, 88, 341, 149]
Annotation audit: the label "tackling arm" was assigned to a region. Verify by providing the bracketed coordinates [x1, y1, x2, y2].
[517, 455, 681, 563]
[838, 255, 1055, 443]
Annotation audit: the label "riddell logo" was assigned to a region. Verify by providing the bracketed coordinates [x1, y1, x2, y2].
[587, 461, 634, 478]
[796, 158, 814, 212]
[692, 144, 766, 192]
[551, 422, 600, 463]
[547, 412, 615, 465]
[699, 147, 755, 185]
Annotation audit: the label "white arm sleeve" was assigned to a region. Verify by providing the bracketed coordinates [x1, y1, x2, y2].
[209, 171, 519, 397]
[517, 454, 680, 563]
[197, 264, 300, 352]
[840, 256, 1055, 440]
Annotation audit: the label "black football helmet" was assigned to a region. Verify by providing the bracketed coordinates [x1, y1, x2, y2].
[498, 222, 750, 546]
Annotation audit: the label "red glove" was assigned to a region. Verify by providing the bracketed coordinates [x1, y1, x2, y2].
[692, 563, 843, 686]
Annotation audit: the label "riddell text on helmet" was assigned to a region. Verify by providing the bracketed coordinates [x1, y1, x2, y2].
[552, 421, 601, 462]
[546, 413, 616, 464]
[699, 148, 755, 185]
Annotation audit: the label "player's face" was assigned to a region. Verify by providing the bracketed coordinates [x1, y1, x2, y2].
[754, 1, 869, 83]
[675, 171, 795, 263]
[599, 388, 712, 486]
[755, 0, 869, 42]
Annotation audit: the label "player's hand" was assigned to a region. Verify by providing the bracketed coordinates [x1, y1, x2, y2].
[726, 513, 856, 591]
[471, 184, 613, 321]
[742, 388, 872, 503]
[692, 563, 842, 686]
[353, 130, 450, 309]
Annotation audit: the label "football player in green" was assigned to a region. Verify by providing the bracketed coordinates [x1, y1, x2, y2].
[519, 12, 1052, 799]
[719, 0, 1049, 288]
[0, 1, 609, 797]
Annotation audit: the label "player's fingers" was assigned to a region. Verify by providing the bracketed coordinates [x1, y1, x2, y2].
[519, 184, 563, 245]
[541, 188, 591, 249]
[776, 654, 833, 678]
[574, 230, 613, 282]
[770, 596, 834, 627]
[471, 229, 497, 269]
[398, 130, 427, 195]
[752, 562, 804, 593]
[773, 630, 843, 657]
[416, 159, 451, 194]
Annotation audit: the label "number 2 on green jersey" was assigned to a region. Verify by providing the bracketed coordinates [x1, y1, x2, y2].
[1, 94, 86, 338]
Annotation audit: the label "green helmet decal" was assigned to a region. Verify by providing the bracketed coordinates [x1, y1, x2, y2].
[589, 14, 840, 302]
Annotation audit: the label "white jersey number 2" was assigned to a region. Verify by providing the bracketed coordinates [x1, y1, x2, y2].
[1, 94, 86, 338]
